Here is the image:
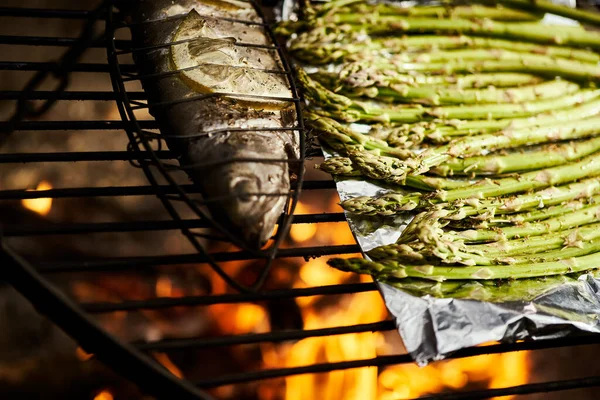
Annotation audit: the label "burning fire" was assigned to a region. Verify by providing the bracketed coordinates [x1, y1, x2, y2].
[93, 390, 114, 400]
[153, 352, 184, 379]
[289, 202, 318, 243]
[70, 191, 529, 399]
[377, 351, 529, 399]
[268, 195, 530, 399]
[75, 347, 94, 362]
[21, 180, 53, 216]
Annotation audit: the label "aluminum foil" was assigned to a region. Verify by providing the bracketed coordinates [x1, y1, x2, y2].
[333, 171, 600, 365]
[279, 0, 600, 365]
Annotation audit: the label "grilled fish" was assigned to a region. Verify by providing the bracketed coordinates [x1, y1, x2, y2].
[119, 0, 299, 249]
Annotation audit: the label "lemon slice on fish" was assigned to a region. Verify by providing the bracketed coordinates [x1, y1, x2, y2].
[170, 10, 291, 101]
[198, 0, 252, 11]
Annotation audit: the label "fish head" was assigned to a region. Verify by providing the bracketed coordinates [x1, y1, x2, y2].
[195, 153, 291, 250]
[181, 114, 299, 251]
[219, 160, 289, 248]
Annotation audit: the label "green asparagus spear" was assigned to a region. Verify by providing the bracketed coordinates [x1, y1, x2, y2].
[368, 55, 600, 83]
[383, 274, 583, 301]
[385, 199, 600, 266]
[469, 221, 600, 257]
[340, 151, 600, 216]
[305, 112, 415, 159]
[371, 208, 600, 265]
[443, 177, 600, 219]
[311, 71, 544, 90]
[297, 69, 600, 122]
[497, 0, 600, 27]
[323, 2, 542, 21]
[338, 78, 578, 106]
[374, 94, 600, 146]
[431, 137, 600, 176]
[498, 195, 599, 225]
[368, 221, 600, 260]
[321, 136, 600, 180]
[372, 233, 600, 266]
[318, 156, 470, 191]
[328, 15, 600, 49]
[291, 31, 600, 64]
[456, 202, 600, 242]
[418, 95, 600, 143]
[348, 115, 600, 181]
[328, 253, 600, 281]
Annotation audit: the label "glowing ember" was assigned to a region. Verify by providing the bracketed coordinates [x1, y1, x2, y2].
[299, 258, 349, 288]
[377, 351, 529, 399]
[156, 276, 174, 298]
[289, 202, 317, 243]
[75, 347, 94, 361]
[232, 304, 269, 334]
[93, 390, 113, 400]
[21, 181, 53, 216]
[153, 352, 184, 379]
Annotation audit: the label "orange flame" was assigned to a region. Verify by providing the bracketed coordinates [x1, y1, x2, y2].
[21, 181, 53, 216]
[75, 347, 94, 361]
[289, 202, 317, 243]
[153, 352, 184, 379]
[197, 191, 530, 399]
[377, 351, 530, 399]
[284, 287, 386, 400]
[274, 194, 531, 399]
[156, 276, 174, 298]
[93, 390, 113, 400]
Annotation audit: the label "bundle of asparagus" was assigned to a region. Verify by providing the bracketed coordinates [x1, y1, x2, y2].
[279, 0, 600, 287]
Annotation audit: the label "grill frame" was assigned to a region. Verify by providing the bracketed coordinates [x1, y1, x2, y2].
[2, 2, 600, 400]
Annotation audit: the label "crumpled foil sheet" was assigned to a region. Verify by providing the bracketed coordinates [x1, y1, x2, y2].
[279, 0, 600, 365]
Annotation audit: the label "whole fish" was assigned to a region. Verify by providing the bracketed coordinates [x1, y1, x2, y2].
[118, 0, 300, 249]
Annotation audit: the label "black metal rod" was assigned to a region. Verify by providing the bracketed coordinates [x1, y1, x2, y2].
[0, 90, 146, 100]
[194, 354, 412, 388]
[415, 376, 600, 399]
[135, 320, 395, 351]
[80, 283, 378, 312]
[38, 244, 361, 273]
[2, 213, 347, 236]
[0, 120, 158, 131]
[0, 61, 136, 73]
[0, 7, 92, 19]
[0, 180, 335, 200]
[0, 35, 130, 48]
[193, 335, 600, 389]
[0, 150, 173, 163]
[1, 239, 213, 400]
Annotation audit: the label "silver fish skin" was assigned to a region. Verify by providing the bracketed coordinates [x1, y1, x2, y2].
[119, 0, 300, 249]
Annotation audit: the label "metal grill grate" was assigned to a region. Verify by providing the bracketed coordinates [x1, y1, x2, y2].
[3, 2, 600, 399]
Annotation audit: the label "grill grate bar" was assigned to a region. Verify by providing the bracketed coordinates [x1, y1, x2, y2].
[0, 35, 130, 48]
[0, 61, 135, 73]
[0, 7, 93, 19]
[134, 321, 395, 351]
[3, 213, 348, 236]
[0, 150, 325, 163]
[0, 120, 158, 130]
[416, 376, 600, 400]
[193, 335, 600, 389]
[37, 244, 361, 273]
[0, 180, 336, 200]
[0, 150, 174, 163]
[193, 354, 413, 389]
[0, 90, 146, 100]
[81, 283, 378, 312]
